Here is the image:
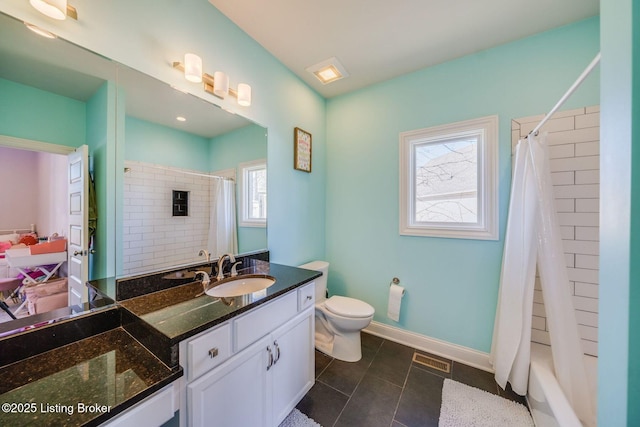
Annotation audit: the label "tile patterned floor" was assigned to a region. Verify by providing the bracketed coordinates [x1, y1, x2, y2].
[296, 332, 527, 427]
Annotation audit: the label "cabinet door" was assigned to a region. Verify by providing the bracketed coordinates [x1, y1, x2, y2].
[270, 308, 315, 425]
[188, 335, 272, 427]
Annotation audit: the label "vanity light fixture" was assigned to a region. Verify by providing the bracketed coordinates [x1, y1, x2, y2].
[24, 22, 57, 38]
[176, 116, 187, 122]
[173, 55, 252, 107]
[29, 0, 78, 20]
[183, 53, 203, 83]
[306, 56, 349, 84]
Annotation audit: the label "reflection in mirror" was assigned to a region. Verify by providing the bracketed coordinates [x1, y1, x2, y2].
[115, 61, 267, 278]
[0, 13, 117, 334]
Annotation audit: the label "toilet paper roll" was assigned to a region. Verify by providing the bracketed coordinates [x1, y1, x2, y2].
[387, 283, 405, 322]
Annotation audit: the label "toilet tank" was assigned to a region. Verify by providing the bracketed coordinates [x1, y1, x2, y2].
[298, 260, 329, 303]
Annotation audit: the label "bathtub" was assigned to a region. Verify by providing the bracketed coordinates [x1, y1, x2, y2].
[527, 343, 597, 427]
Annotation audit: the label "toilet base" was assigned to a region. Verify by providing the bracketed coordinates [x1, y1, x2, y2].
[315, 330, 362, 362]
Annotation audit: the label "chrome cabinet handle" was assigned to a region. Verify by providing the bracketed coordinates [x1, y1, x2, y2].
[273, 341, 281, 364]
[208, 347, 219, 359]
[267, 346, 274, 370]
[306, 295, 312, 301]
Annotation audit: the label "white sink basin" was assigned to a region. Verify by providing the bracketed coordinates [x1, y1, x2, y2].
[205, 275, 276, 298]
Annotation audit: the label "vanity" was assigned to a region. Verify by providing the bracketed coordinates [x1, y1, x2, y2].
[0, 257, 319, 427]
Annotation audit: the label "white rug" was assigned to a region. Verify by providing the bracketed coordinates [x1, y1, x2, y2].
[439, 379, 534, 427]
[279, 409, 322, 427]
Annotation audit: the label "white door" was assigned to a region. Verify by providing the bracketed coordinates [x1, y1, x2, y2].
[67, 145, 89, 307]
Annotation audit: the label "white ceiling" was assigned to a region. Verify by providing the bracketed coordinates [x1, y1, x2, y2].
[209, 0, 599, 98]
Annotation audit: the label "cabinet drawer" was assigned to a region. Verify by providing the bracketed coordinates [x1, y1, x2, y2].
[188, 322, 232, 381]
[297, 282, 315, 311]
[234, 291, 297, 351]
[101, 384, 174, 427]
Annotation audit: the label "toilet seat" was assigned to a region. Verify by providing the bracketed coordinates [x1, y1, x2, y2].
[324, 296, 374, 318]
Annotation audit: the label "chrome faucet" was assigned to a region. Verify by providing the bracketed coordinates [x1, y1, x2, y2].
[194, 271, 211, 293]
[198, 249, 211, 263]
[216, 253, 236, 281]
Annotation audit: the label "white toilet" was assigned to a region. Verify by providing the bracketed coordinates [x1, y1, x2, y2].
[299, 261, 374, 362]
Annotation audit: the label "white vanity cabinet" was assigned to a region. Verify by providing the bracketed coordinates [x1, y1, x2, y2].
[182, 282, 315, 427]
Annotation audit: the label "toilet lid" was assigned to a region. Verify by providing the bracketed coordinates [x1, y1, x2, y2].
[325, 296, 374, 318]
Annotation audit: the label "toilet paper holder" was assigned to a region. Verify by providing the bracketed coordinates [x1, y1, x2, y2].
[389, 277, 405, 296]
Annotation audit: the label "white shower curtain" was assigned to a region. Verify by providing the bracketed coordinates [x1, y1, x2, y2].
[208, 178, 238, 258]
[491, 134, 595, 426]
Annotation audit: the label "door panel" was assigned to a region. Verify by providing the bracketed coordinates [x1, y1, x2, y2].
[67, 145, 89, 306]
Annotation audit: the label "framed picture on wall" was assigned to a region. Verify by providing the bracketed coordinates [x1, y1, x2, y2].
[294, 127, 312, 173]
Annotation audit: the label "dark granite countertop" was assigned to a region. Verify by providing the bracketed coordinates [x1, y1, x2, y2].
[0, 325, 181, 427]
[0, 260, 317, 425]
[119, 262, 321, 344]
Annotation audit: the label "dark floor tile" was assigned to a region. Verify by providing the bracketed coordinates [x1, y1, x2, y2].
[392, 422, 407, 427]
[315, 350, 333, 378]
[367, 340, 415, 386]
[497, 381, 528, 407]
[361, 331, 384, 353]
[317, 358, 368, 396]
[451, 362, 499, 394]
[296, 381, 349, 427]
[394, 366, 444, 427]
[412, 350, 453, 379]
[334, 374, 402, 427]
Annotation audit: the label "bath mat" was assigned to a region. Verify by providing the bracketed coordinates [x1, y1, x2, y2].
[279, 409, 323, 427]
[439, 379, 533, 427]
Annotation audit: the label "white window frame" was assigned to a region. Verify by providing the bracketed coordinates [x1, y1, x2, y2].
[238, 159, 267, 228]
[399, 115, 499, 240]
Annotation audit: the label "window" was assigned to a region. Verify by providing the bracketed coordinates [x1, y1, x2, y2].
[399, 115, 498, 240]
[238, 159, 267, 227]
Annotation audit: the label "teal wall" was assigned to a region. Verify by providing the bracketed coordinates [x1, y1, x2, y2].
[325, 18, 600, 352]
[599, 0, 640, 425]
[210, 124, 268, 254]
[86, 82, 115, 280]
[0, 77, 85, 146]
[125, 116, 210, 172]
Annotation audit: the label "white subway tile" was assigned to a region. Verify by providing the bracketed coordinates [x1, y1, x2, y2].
[554, 184, 599, 199]
[567, 268, 599, 284]
[531, 329, 551, 345]
[515, 113, 546, 125]
[557, 212, 599, 227]
[562, 240, 599, 255]
[575, 227, 599, 242]
[550, 156, 600, 172]
[575, 310, 598, 327]
[560, 226, 575, 240]
[573, 295, 599, 312]
[532, 316, 546, 331]
[546, 128, 600, 145]
[575, 199, 599, 213]
[575, 112, 600, 129]
[565, 253, 575, 268]
[575, 282, 599, 298]
[534, 289, 544, 304]
[551, 171, 575, 185]
[575, 141, 599, 156]
[585, 105, 600, 114]
[521, 116, 575, 135]
[555, 199, 575, 212]
[575, 170, 600, 184]
[581, 340, 598, 357]
[549, 144, 575, 159]
[576, 254, 600, 270]
[578, 324, 599, 341]
[533, 302, 546, 317]
[553, 107, 587, 119]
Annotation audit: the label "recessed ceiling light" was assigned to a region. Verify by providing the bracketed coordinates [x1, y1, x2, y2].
[176, 116, 186, 122]
[306, 57, 349, 85]
[24, 22, 57, 39]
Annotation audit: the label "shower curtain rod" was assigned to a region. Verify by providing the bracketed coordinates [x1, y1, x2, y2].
[527, 52, 601, 138]
[124, 164, 235, 180]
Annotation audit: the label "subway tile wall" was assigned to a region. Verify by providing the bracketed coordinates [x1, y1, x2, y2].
[511, 106, 600, 357]
[122, 160, 210, 276]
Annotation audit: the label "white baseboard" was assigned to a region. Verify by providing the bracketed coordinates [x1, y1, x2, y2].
[363, 321, 494, 373]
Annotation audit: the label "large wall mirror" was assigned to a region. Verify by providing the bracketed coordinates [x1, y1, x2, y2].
[0, 12, 267, 336]
[115, 63, 268, 278]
